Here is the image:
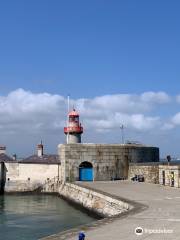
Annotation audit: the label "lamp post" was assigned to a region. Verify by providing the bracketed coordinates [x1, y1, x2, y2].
[120, 124, 125, 144]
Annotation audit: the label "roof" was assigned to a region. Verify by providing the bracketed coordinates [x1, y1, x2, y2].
[19, 154, 60, 164]
[61, 143, 158, 149]
[68, 109, 79, 117]
[0, 153, 15, 163]
[0, 145, 6, 150]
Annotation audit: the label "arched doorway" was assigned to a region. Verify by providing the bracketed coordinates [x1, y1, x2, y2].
[79, 161, 93, 181]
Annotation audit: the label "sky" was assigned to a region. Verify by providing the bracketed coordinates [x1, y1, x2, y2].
[0, 0, 180, 158]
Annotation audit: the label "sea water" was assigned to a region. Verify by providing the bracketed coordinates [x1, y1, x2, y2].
[0, 194, 95, 240]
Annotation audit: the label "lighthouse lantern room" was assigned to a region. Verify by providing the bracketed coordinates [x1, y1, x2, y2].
[64, 109, 83, 143]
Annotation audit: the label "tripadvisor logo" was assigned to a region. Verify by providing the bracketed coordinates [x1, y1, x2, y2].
[135, 227, 143, 236]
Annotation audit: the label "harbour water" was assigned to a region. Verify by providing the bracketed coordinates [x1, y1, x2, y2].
[0, 194, 95, 240]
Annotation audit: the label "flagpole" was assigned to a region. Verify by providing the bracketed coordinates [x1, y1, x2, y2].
[64, 95, 70, 184]
[67, 95, 70, 144]
[120, 124, 125, 144]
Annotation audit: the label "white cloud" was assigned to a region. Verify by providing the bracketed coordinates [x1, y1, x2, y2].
[0, 88, 178, 156]
[0, 88, 66, 133]
[176, 95, 180, 103]
[76, 92, 170, 118]
[0, 89, 171, 136]
[75, 92, 169, 131]
[86, 113, 159, 131]
[125, 114, 160, 130]
[161, 123, 175, 130]
[172, 112, 180, 125]
[140, 91, 170, 104]
[162, 111, 180, 130]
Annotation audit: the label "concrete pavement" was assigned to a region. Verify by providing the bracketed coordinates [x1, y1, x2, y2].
[42, 181, 180, 240]
[72, 181, 180, 240]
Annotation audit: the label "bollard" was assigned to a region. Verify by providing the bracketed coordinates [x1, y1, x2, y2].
[78, 231, 85, 240]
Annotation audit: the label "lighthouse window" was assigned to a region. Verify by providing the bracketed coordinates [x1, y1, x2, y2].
[69, 116, 79, 122]
[69, 117, 74, 122]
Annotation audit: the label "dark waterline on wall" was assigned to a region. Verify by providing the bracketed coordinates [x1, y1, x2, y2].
[0, 194, 95, 240]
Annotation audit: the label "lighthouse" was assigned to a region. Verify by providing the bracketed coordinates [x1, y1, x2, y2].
[64, 109, 83, 143]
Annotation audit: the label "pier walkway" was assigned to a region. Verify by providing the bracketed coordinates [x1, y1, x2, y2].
[71, 181, 180, 240]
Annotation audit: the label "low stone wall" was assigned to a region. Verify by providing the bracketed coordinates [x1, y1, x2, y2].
[128, 163, 159, 184]
[58, 183, 132, 217]
[5, 180, 46, 192]
[4, 163, 61, 192]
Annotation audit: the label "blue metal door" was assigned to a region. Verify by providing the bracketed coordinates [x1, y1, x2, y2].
[79, 168, 93, 181]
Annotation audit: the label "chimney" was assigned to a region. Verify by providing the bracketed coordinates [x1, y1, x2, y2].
[12, 154, 17, 161]
[0, 145, 6, 154]
[37, 142, 43, 157]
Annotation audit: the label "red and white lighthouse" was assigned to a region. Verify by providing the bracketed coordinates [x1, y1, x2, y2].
[64, 109, 83, 143]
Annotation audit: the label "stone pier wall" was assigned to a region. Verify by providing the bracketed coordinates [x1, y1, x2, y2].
[58, 183, 132, 217]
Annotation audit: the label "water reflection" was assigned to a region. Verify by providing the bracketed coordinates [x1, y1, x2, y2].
[0, 194, 95, 240]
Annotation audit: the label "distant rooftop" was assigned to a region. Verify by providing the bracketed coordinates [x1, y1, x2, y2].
[19, 154, 60, 164]
[0, 153, 15, 163]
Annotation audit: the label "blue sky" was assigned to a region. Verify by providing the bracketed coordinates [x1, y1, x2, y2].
[0, 1, 180, 157]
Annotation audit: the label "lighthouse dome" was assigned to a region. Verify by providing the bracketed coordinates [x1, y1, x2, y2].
[68, 109, 79, 117]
